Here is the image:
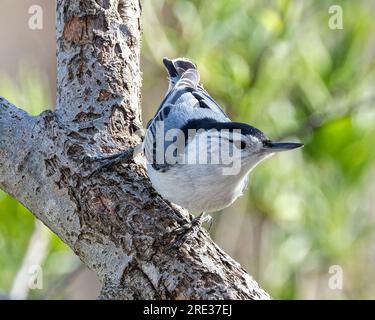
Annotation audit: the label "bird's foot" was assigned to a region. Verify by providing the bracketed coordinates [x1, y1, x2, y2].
[88, 144, 142, 178]
[166, 212, 211, 251]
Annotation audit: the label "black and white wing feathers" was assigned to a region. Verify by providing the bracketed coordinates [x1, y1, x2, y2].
[144, 58, 231, 170]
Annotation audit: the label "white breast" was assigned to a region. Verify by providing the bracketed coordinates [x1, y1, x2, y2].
[147, 163, 249, 213]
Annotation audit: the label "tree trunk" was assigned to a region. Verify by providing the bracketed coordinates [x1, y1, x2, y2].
[0, 0, 270, 300]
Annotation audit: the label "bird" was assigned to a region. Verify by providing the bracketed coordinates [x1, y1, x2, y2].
[143, 57, 303, 226]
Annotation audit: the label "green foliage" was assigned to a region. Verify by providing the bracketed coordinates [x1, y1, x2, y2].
[0, 193, 35, 290]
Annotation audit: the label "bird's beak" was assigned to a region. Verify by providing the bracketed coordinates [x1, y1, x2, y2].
[264, 141, 304, 152]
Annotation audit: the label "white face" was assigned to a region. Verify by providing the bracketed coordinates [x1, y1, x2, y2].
[223, 131, 274, 172]
[231, 131, 262, 154]
[180, 130, 272, 176]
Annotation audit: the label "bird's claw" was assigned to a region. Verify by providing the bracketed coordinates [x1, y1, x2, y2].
[87, 146, 138, 178]
[165, 212, 212, 252]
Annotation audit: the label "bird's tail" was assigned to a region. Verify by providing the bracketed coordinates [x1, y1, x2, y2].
[163, 57, 197, 90]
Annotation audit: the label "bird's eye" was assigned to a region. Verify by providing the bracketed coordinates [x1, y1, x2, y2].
[234, 140, 246, 150]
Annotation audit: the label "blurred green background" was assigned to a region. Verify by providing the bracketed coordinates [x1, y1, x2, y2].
[1, 0, 375, 299]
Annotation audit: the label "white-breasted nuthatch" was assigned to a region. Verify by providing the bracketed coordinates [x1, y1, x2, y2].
[144, 57, 303, 220]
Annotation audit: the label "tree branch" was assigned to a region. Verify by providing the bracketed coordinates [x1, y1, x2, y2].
[0, 0, 270, 300]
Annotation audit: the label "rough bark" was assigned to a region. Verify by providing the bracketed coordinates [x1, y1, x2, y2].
[0, 0, 270, 300]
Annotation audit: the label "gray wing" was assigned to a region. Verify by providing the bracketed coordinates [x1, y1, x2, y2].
[145, 66, 230, 171]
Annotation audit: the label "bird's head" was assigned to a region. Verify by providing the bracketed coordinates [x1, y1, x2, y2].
[179, 119, 302, 175]
[226, 122, 303, 171]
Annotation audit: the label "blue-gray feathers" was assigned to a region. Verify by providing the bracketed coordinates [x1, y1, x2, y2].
[145, 57, 231, 170]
